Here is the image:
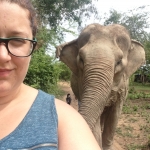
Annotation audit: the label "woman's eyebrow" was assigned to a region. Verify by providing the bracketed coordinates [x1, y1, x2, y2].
[9, 31, 28, 37]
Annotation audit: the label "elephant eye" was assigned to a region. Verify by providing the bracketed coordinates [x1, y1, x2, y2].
[78, 56, 84, 69]
[116, 59, 122, 66]
[80, 57, 84, 65]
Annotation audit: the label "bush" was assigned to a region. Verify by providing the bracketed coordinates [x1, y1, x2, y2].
[24, 50, 61, 93]
[57, 62, 71, 81]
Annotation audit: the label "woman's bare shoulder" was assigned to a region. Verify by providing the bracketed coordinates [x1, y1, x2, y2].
[55, 98, 101, 150]
[55, 98, 78, 114]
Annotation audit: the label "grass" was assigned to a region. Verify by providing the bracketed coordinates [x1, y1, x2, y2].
[126, 144, 146, 150]
[128, 118, 137, 123]
[48, 83, 66, 99]
[130, 82, 150, 93]
[128, 82, 150, 100]
[122, 102, 140, 114]
[115, 82, 150, 150]
[117, 98, 150, 149]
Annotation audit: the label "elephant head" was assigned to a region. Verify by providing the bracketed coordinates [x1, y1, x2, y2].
[56, 23, 145, 149]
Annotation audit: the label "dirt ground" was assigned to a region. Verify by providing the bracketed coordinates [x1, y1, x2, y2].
[58, 81, 150, 150]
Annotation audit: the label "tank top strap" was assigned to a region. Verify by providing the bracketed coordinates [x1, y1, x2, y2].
[0, 90, 58, 150]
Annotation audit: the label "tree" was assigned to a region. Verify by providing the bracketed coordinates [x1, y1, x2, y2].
[24, 26, 72, 93]
[122, 7, 150, 43]
[24, 26, 62, 93]
[103, 6, 150, 44]
[103, 7, 150, 84]
[144, 33, 150, 64]
[104, 9, 122, 25]
[24, 50, 60, 92]
[24, 1, 98, 93]
[32, 0, 98, 29]
[57, 62, 71, 81]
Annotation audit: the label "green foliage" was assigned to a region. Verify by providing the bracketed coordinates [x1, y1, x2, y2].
[46, 83, 66, 98]
[103, 7, 150, 44]
[145, 104, 150, 109]
[116, 126, 134, 138]
[57, 62, 71, 81]
[122, 10, 149, 43]
[144, 39, 150, 64]
[24, 50, 61, 93]
[24, 26, 72, 93]
[122, 104, 135, 114]
[128, 92, 150, 100]
[128, 88, 150, 100]
[115, 127, 123, 136]
[147, 136, 150, 149]
[117, 87, 150, 149]
[128, 83, 150, 100]
[31, 0, 98, 43]
[32, 0, 98, 29]
[24, 25, 62, 93]
[104, 10, 122, 25]
[36, 26, 61, 54]
[127, 144, 146, 150]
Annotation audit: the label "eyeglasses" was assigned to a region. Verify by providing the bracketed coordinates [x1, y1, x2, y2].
[0, 37, 37, 57]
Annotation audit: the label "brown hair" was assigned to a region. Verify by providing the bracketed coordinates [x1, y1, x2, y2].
[0, 0, 38, 37]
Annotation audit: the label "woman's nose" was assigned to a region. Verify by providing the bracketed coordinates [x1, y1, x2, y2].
[0, 43, 11, 61]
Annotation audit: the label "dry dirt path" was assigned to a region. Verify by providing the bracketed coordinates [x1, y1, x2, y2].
[58, 81, 124, 150]
[58, 81, 78, 110]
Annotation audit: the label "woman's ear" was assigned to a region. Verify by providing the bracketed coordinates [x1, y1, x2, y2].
[125, 40, 145, 79]
[55, 39, 79, 74]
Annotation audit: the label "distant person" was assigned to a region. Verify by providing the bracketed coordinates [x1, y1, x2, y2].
[66, 93, 72, 105]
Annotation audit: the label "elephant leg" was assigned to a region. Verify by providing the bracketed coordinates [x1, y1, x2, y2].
[101, 100, 123, 150]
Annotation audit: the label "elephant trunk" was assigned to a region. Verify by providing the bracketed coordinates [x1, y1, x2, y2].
[79, 58, 114, 131]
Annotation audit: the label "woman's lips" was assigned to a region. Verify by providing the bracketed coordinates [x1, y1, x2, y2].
[0, 69, 12, 77]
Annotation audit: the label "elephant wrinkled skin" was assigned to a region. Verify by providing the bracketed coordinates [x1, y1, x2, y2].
[55, 23, 145, 150]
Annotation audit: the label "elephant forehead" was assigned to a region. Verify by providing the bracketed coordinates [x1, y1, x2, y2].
[78, 24, 130, 46]
[80, 24, 128, 39]
[80, 27, 109, 40]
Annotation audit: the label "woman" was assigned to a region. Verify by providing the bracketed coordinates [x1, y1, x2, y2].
[0, 0, 101, 149]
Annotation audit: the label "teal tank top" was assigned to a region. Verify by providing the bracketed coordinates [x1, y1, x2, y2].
[0, 90, 58, 150]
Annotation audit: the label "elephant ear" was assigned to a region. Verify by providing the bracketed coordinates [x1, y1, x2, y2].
[125, 39, 145, 78]
[55, 39, 79, 74]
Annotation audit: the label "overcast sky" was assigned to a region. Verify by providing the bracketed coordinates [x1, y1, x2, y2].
[95, 0, 150, 12]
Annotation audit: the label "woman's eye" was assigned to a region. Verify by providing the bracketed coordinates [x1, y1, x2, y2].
[10, 39, 26, 46]
[14, 39, 25, 43]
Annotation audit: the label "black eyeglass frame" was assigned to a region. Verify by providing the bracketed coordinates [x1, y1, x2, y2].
[0, 37, 37, 57]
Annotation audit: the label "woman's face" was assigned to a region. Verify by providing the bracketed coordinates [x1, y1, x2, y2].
[0, 2, 33, 96]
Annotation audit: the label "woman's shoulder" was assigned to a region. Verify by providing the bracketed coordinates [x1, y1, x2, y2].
[23, 85, 54, 101]
[55, 98, 101, 150]
[55, 98, 89, 130]
[55, 98, 81, 120]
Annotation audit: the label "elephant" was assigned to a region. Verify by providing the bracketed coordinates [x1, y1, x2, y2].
[55, 23, 145, 150]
